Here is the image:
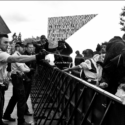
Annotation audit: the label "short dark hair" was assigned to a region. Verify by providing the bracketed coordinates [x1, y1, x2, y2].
[26, 42, 34, 47]
[15, 42, 25, 48]
[0, 34, 8, 39]
[102, 42, 108, 46]
[75, 50, 80, 53]
[106, 36, 124, 52]
[0, 34, 8, 44]
[83, 49, 94, 57]
[109, 36, 123, 44]
[40, 35, 46, 40]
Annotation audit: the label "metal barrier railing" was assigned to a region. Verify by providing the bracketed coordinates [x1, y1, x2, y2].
[30, 61, 125, 125]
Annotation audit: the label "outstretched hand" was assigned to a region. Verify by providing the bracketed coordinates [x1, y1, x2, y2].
[41, 49, 49, 55]
[36, 50, 49, 63]
[99, 82, 108, 88]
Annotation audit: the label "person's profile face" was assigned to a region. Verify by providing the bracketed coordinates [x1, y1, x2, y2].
[0, 37, 10, 52]
[84, 54, 89, 60]
[101, 45, 106, 53]
[83, 51, 92, 60]
[27, 44, 34, 54]
[41, 39, 46, 44]
[19, 46, 25, 54]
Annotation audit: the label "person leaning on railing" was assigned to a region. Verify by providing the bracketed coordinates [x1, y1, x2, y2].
[63, 49, 103, 86]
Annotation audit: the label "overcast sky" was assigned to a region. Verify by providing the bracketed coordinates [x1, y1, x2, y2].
[0, 1, 125, 53]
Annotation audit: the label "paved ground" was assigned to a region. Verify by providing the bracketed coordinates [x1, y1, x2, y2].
[3, 83, 35, 125]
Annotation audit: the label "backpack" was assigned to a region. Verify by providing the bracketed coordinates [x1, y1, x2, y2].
[102, 54, 121, 83]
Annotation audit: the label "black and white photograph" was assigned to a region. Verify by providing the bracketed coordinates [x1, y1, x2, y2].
[0, 1, 125, 125]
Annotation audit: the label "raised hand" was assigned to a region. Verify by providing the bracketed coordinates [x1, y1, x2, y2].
[36, 51, 47, 63]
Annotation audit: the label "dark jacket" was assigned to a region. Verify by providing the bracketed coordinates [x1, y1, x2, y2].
[75, 54, 84, 66]
[54, 42, 73, 69]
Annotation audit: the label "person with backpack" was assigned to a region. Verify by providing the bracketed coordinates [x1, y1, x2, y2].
[63, 49, 103, 85]
[102, 36, 125, 94]
[101, 36, 125, 125]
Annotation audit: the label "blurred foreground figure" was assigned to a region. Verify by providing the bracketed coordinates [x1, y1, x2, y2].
[102, 36, 125, 94]
[102, 36, 125, 125]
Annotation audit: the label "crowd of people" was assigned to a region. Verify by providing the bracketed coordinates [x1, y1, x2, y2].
[0, 33, 75, 125]
[72, 35, 125, 96]
[70, 35, 125, 94]
[0, 34, 49, 125]
[1, 32, 125, 125]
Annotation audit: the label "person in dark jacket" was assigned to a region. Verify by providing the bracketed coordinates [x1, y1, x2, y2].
[54, 40, 73, 70]
[102, 36, 125, 125]
[75, 50, 84, 66]
[34, 35, 50, 54]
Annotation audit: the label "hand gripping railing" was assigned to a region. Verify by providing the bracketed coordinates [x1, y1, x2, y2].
[31, 61, 125, 125]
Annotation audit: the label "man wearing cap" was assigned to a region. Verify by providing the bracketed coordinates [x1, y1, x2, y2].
[0, 34, 48, 125]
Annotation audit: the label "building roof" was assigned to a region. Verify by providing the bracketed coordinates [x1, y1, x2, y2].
[0, 16, 11, 34]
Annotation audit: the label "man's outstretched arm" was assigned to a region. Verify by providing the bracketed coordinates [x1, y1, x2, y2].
[7, 51, 48, 63]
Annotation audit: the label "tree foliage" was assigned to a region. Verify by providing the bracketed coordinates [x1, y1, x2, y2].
[23, 38, 34, 44]
[23, 36, 40, 45]
[11, 32, 42, 45]
[120, 6, 125, 32]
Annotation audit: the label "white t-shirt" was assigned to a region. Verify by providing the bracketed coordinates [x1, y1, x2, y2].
[79, 57, 102, 83]
[0, 50, 10, 84]
[11, 51, 30, 74]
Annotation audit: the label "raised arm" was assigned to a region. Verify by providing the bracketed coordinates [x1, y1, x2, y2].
[64, 42, 73, 55]
[7, 55, 36, 63]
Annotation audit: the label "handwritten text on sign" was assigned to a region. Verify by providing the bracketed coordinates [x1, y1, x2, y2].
[47, 14, 97, 48]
